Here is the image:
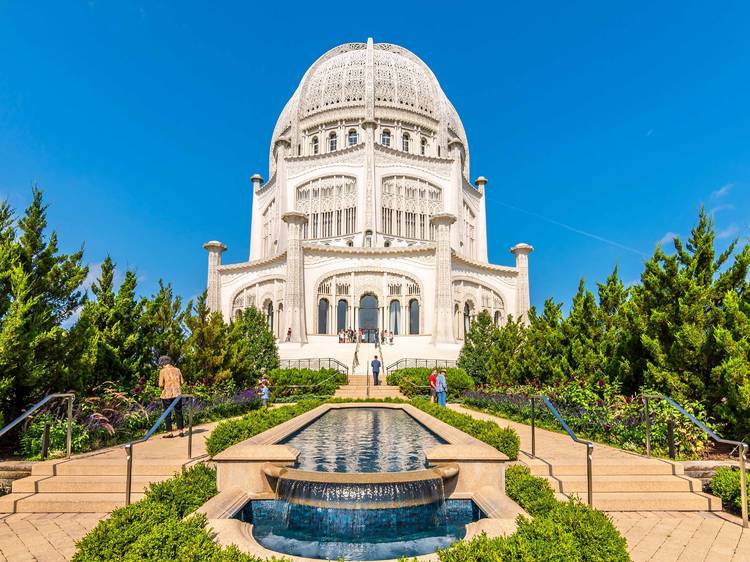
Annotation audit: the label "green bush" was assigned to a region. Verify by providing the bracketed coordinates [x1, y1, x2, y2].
[711, 466, 750, 513]
[505, 465, 557, 516]
[19, 413, 91, 458]
[410, 398, 519, 460]
[267, 368, 347, 397]
[387, 368, 474, 399]
[144, 463, 217, 517]
[205, 400, 323, 457]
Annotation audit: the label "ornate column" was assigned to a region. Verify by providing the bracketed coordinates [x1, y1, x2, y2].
[203, 241, 226, 314]
[475, 176, 489, 262]
[249, 173, 263, 260]
[511, 243, 534, 324]
[448, 141, 463, 251]
[282, 212, 308, 343]
[431, 213, 457, 344]
[362, 37, 377, 246]
[275, 139, 291, 252]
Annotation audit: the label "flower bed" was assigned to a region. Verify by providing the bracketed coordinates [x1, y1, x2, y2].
[386, 367, 474, 399]
[464, 383, 714, 459]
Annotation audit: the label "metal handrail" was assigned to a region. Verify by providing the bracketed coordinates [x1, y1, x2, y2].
[386, 358, 457, 371]
[124, 395, 194, 506]
[0, 393, 75, 459]
[531, 395, 594, 507]
[643, 393, 748, 528]
[279, 358, 349, 375]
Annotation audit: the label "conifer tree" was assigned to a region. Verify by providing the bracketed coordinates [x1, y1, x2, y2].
[140, 280, 185, 367]
[488, 315, 526, 386]
[225, 307, 279, 388]
[458, 310, 497, 385]
[518, 299, 569, 385]
[183, 292, 230, 385]
[564, 279, 604, 386]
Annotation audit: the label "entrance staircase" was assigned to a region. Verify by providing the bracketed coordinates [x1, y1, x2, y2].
[450, 405, 723, 513]
[333, 375, 405, 400]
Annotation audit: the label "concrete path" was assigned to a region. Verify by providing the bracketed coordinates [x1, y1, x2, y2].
[451, 404, 750, 561]
[0, 512, 103, 561]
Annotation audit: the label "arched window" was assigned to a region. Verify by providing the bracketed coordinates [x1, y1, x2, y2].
[318, 298, 329, 334]
[402, 133, 410, 152]
[311, 136, 319, 155]
[364, 229, 373, 247]
[348, 129, 358, 146]
[494, 311, 502, 326]
[265, 301, 274, 332]
[337, 299, 348, 331]
[421, 138, 428, 155]
[384, 240, 391, 248]
[381, 129, 391, 147]
[347, 240, 354, 247]
[329, 132, 337, 152]
[389, 300, 400, 335]
[463, 302, 472, 336]
[409, 299, 420, 334]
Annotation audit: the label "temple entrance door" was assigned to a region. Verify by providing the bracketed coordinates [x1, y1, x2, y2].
[358, 294, 379, 343]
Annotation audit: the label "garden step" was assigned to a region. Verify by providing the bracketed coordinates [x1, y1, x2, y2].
[12, 474, 163, 494]
[0, 492, 146, 513]
[589, 491, 722, 511]
[527, 460, 684, 477]
[31, 458, 186, 477]
[547, 474, 702, 493]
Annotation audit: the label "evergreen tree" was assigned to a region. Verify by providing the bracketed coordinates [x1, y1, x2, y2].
[488, 315, 526, 386]
[183, 292, 230, 385]
[458, 310, 497, 385]
[596, 266, 629, 387]
[0, 189, 87, 418]
[518, 299, 569, 385]
[225, 307, 279, 388]
[140, 280, 185, 367]
[563, 279, 604, 386]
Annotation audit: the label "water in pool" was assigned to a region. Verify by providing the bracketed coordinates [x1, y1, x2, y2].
[280, 407, 446, 473]
[236, 499, 484, 560]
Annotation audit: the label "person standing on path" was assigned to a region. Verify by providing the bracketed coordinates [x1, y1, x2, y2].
[371, 355, 381, 386]
[158, 355, 184, 438]
[436, 369, 448, 407]
[429, 369, 437, 403]
[260, 381, 270, 408]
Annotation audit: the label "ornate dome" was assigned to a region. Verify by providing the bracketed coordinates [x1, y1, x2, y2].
[269, 39, 469, 178]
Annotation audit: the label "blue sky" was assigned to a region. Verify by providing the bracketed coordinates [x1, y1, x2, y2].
[1, 2, 749, 311]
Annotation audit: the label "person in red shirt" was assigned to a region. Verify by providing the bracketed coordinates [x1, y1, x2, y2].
[429, 369, 437, 403]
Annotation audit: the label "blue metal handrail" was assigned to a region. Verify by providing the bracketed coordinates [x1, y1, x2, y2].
[643, 393, 748, 528]
[124, 395, 194, 505]
[531, 395, 594, 507]
[0, 393, 75, 459]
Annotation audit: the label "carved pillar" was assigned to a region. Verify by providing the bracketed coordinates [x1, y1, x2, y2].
[275, 139, 291, 252]
[431, 213, 457, 344]
[203, 241, 227, 314]
[283, 212, 308, 343]
[249, 173, 263, 260]
[511, 243, 534, 324]
[448, 141, 463, 251]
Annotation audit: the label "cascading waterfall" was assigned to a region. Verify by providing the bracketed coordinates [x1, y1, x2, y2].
[271, 474, 448, 541]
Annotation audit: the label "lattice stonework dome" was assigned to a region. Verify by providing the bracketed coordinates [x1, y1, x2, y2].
[204, 37, 533, 356]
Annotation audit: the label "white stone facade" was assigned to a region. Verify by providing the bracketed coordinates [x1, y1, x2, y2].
[204, 39, 532, 362]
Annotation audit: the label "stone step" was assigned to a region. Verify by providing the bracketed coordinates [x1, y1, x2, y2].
[547, 474, 702, 494]
[528, 460, 684, 477]
[12, 474, 163, 494]
[0, 492, 147, 513]
[588, 491, 722, 512]
[32, 459, 185, 477]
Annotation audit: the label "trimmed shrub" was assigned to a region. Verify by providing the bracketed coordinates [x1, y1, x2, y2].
[711, 466, 750, 513]
[205, 400, 322, 457]
[387, 368, 474, 399]
[410, 399, 519, 460]
[505, 465, 557, 516]
[267, 368, 347, 397]
[144, 463, 217, 517]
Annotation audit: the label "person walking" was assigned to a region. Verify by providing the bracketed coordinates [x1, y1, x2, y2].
[158, 355, 184, 438]
[260, 381, 270, 408]
[285, 327, 292, 342]
[436, 369, 448, 407]
[371, 355, 382, 386]
[429, 369, 437, 403]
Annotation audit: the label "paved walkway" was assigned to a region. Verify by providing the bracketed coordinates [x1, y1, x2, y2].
[451, 404, 750, 562]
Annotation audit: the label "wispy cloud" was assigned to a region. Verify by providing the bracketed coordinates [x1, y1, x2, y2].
[81, 262, 103, 291]
[656, 232, 678, 247]
[645, 129, 653, 137]
[711, 183, 734, 199]
[717, 224, 740, 240]
[709, 203, 734, 216]
[496, 201, 647, 256]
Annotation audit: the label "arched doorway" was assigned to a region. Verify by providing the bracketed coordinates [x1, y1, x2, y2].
[389, 300, 400, 335]
[337, 299, 348, 332]
[359, 293, 379, 343]
[409, 299, 420, 334]
[463, 302, 473, 336]
[265, 301, 274, 332]
[318, 298, 330, 334]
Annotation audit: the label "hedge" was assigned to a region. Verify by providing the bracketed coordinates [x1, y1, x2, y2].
[387, 367, 474, 399]
[711, 466, 750, 513]
[267, 368, 347, 397]
[410, 398, 519, 460]
[205, 400, 323, 457]
[431, 465, 630, 561]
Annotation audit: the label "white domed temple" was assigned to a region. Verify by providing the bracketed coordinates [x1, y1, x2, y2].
[204, 38, 533, 370]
